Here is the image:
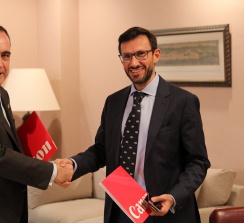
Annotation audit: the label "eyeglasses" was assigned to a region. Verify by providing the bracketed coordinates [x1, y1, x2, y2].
[1, 52, 11, 61]
[118, 50, 152, 63]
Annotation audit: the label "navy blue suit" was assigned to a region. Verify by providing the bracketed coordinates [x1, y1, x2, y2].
[71, 76, 210, 223]
[0, 86, 53, 223]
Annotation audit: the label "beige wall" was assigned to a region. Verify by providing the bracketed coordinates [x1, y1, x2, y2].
[1, 0, 244, 184]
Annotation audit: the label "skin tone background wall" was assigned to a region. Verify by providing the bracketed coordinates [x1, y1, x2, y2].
[1, 0, 244, 184]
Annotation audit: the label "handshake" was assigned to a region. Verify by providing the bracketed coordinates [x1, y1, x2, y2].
[53, 158, 74, 187]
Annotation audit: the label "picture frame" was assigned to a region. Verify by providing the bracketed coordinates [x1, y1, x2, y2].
[151, 24, 231, 87]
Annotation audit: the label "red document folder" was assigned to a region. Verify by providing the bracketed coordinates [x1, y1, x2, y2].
[17, 111, 57, 161]
[99, 166, 152, 223]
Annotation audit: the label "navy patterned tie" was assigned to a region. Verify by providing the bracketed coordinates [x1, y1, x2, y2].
[120, 91, 147, 177]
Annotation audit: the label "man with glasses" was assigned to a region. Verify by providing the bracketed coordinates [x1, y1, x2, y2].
[58, 27, 210, 223]
[0, 26, 74, 223]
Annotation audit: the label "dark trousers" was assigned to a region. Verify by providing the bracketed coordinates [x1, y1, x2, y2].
[20, 197, 28, 223]
[110, 203, 155, 223]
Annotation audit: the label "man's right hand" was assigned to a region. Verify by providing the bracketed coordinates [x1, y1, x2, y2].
[54, 158, 74, 188]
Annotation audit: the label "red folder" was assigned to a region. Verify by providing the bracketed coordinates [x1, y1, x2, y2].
[99, 166, 153, 223]
[17, 111, 57, 161]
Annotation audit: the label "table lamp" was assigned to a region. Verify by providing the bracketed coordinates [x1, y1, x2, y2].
[3, 68, 60, 120]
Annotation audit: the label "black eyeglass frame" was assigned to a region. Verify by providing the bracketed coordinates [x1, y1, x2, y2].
[118, 49, 153, 63]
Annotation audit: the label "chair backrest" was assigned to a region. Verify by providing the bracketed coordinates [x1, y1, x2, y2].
[209, 207, 244, 223]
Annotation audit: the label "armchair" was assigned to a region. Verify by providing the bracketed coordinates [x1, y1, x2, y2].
[209, 206, 244, 223]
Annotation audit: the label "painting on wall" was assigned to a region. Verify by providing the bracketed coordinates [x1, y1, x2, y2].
[151, 24, 231, 87]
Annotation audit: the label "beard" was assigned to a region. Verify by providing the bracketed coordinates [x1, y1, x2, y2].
[125, 62, 154, 85]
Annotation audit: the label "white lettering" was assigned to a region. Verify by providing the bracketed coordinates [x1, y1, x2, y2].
[45, 141, 52, 150]
[136, 203, 145, 214]
[34, 141, 52, 160]
[129, 193, 148, 219]
[129, 206, 140, 219]
[35, 150, 45, 160]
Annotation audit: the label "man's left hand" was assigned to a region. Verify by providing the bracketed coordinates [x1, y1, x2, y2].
[150, 194, 174, 216]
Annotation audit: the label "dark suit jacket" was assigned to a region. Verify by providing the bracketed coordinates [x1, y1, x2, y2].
[0, 86, 53, 223]
[71, 76, 210, 223]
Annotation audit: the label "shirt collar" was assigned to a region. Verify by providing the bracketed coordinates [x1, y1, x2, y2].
[130, 73, 159, 97]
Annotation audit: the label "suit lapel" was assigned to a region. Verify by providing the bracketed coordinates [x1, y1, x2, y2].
[0, 88, 22, 151]
[110, 87, 131, 167]
[145, 77, 170, 159]
[111, 79, 171, 163]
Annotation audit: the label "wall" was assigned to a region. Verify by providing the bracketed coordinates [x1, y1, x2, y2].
[0, 0, 38, 67]
[0, 0, 82, 158]
[78, 0, 244, 184]
[36, 0, 82, 158]
[1, 0, 244, 184]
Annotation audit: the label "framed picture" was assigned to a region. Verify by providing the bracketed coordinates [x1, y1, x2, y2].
[151, 24, 231, 87]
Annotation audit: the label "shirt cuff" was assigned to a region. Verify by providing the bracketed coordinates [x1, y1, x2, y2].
[169, 194, 176, 214]
[69, 158, 77, 172]
[49, 163, 57, 186]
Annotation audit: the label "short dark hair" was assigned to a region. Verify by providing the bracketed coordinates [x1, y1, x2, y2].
[118, 27, 157, 54]
[0, 26, 11, 41]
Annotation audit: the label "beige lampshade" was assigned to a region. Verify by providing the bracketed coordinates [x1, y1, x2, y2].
[3, 68, 60, 111]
